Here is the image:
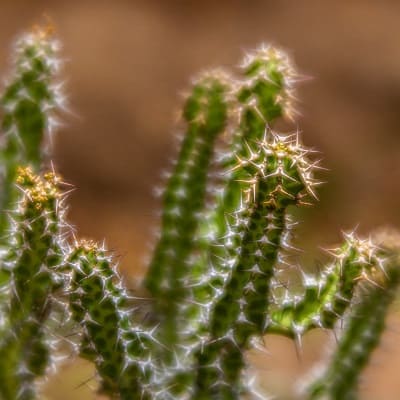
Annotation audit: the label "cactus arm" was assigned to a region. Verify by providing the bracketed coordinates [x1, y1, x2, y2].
[0, 167, 65, 400]
[143, 72, 229, 352]
[267, 233, 385, 338]
[210, 45, 296, 243]
[306, 234, 400, 400]
[0, 25, 63, 243]
[192, 131, 316, 399]
[67, 241, 154, 400]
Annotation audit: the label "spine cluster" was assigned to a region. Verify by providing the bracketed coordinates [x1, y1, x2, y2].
[0, 26, 398, 400]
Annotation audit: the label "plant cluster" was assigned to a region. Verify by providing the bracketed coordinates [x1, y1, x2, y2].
[0, 24, 399, 400]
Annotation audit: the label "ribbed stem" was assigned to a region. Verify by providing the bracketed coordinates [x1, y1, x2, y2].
[193, 48, 298, 327]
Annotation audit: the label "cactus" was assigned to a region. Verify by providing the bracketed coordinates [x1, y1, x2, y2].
[0, 24, 399, 400]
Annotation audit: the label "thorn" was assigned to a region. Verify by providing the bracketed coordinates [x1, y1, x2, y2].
[293, 331, 303, 362]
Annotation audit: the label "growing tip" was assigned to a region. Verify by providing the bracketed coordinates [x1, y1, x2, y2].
[32, 14, 56, 39]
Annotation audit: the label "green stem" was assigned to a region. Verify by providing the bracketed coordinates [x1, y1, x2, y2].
[268, 232, 385, 338]
[0, 167, 65, 400]
[210, 45, 296, 244]
[68, 241, 154, 400]
[144, 71, 229, 357]
[193, 132, 316, 399]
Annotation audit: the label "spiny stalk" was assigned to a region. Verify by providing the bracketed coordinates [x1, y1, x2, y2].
[0, 23, 64, 244]
[191, 46, 299, 337]
[210, 45, 298, 244]
[0, 167, 67, 400]
[193, 47, 299, 319]
[144, 71, 230, 357]
[268, 232, 388, 339]
[306, 231, 400, 400]
[67, 240, 158, 400]
[192, 130, 317, 399]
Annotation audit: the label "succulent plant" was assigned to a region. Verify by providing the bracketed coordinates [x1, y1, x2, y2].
[0, 24, 398, 400]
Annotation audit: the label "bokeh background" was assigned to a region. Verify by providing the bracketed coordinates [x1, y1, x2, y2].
[1, 1, 400, 398]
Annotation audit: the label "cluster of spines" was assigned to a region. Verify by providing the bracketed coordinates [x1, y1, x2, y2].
[0, 23, 65, 243]
[0, 167, 67, 400]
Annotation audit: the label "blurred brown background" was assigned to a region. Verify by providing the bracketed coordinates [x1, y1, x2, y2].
[1, 0, 400, 398]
